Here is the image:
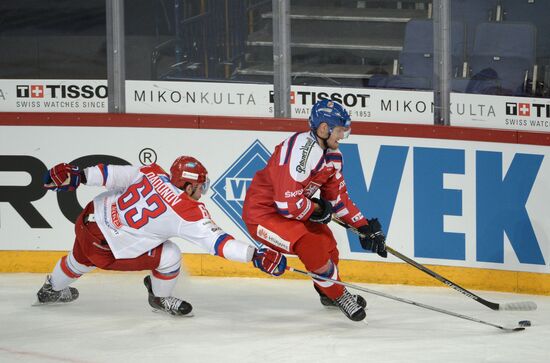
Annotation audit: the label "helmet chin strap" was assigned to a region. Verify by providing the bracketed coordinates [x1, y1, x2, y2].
[315, 128, 331, 150]
[182, 182, 199, 197]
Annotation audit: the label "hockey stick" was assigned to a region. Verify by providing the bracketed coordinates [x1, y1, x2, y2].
[287, 266, 529, 332]
[332, 216, 537, 312]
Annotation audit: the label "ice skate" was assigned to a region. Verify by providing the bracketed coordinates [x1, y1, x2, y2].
[335, 289, 366, 322]
[34, 275, 79, 305]
[143, 276, 193, 316]
[315, 285, 366, 309]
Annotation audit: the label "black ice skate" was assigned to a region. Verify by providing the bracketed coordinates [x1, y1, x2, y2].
[335, 289, 366, 322]
[314, 285, 366, 309]
[143, 276, 193, 316]
[35, 275, 79, 305]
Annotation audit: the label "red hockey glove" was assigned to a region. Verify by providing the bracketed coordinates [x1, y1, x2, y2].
[252, 247, 287, 276]
[43, 163, 82, 192]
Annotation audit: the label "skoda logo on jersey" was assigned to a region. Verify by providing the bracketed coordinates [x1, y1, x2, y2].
[210, 140, 271, 244]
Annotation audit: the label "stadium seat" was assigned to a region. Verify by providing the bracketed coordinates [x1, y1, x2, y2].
[469, 22, 536, 95]
[369, 19, 464, 91]
[500, 0, 550, 60]
[451, 0, 498, 55]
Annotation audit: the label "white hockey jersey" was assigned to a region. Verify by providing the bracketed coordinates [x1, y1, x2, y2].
[84, 163, 254, 261]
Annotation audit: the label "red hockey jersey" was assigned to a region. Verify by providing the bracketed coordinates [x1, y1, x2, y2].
[243, 131, 367, 229]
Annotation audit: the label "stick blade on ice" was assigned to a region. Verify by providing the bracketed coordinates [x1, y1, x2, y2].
[500, 301, 537, 311]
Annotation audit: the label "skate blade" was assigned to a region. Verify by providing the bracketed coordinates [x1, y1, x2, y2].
[31, 299, 66, 306]
[151, 308, 194, 317]
[322, 305, 369, 311]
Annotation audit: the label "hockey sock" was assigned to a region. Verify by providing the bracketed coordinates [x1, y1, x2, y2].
[150, 241, 182, 297]
[50, 251, 95, 290]
[312, 260, 344, 300]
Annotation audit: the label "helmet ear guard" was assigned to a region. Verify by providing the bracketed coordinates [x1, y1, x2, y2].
[170, 156, 209, 192]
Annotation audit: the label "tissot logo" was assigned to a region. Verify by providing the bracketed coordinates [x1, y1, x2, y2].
[519, 103, 531, 117]
[15, 84, 108, 99]
[506, 102, 530, 117]
[17, 85, 31, 98]
[210, 140, 271, 244]
[16, 85, 45, 98]
[269, 90, 369, 107]
[506, 102, 550, 118]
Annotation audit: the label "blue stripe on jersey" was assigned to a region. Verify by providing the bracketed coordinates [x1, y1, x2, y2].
[276, 207, 290, 216]
[100, 164, 109, 185]
[283, 132, 300, 165]
[214, 233, 230, 255]
[167, 267, 181, 275]
[333, 202, 345, 211]
[313, 154, 324, 172]
[325, 153, 342, 162]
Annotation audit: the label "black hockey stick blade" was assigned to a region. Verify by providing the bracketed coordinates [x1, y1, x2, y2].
[331, 216, 538, 312]
[287, 266, 528, 332]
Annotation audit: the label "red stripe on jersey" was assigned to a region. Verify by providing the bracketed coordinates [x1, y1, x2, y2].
[97, 163, 108, 186]
[152, 269, 180, 280]
[60, 256, 81, 278]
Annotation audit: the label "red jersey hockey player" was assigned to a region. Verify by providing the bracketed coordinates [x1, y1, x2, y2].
[35, 156, 286, 316]
[242, 99, 387, 322]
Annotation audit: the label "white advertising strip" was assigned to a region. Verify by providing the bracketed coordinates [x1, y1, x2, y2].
[0, 79, 108, 113]
[451, 93, 550, 132]
[125, 80, 434, 123]
[1, 125, 549, 275]
[1, 78, 550, 131]
[125, 80, 550, 131]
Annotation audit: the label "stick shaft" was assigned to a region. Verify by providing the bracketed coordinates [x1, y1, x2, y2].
[331, 217, 501, 310]
[287, 266, 521, 331]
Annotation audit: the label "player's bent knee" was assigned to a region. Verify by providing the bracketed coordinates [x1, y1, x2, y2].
[294, 233, 332, 272]
[157, 241, 182, 273]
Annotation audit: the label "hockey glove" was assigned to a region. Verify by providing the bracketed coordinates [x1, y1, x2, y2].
[43, 163, 82, 192]
[252, 247, 287, 276]
[358, 218, 387, 258]
[308, 197, 332, 224]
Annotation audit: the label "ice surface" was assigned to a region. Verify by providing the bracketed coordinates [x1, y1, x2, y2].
[1, 273, 549, 363]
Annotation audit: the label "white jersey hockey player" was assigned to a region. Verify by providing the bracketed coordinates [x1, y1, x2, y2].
[35, 156, 287, 316]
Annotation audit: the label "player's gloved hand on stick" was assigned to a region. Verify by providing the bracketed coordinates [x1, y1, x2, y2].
[43, 163, 82, 192]
[252, 247, 287, 276]
[309, 197, 332, 224]
[358, 218, 387, 258]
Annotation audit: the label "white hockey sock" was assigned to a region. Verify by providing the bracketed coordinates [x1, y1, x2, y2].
[50, 251, 95, 291]
[151, 241, 182, 297]
[150, 274, 179, 297]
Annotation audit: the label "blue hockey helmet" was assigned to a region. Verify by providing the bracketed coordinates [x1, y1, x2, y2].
[309, 99, 351, 138]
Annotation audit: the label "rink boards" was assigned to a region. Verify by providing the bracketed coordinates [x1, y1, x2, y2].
[1, 113, 549, 295]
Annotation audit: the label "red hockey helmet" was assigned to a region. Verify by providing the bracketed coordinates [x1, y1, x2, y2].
[170, 156, 209, 192]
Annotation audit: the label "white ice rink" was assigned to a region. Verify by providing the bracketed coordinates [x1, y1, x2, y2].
[1, 273, 549, 363]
